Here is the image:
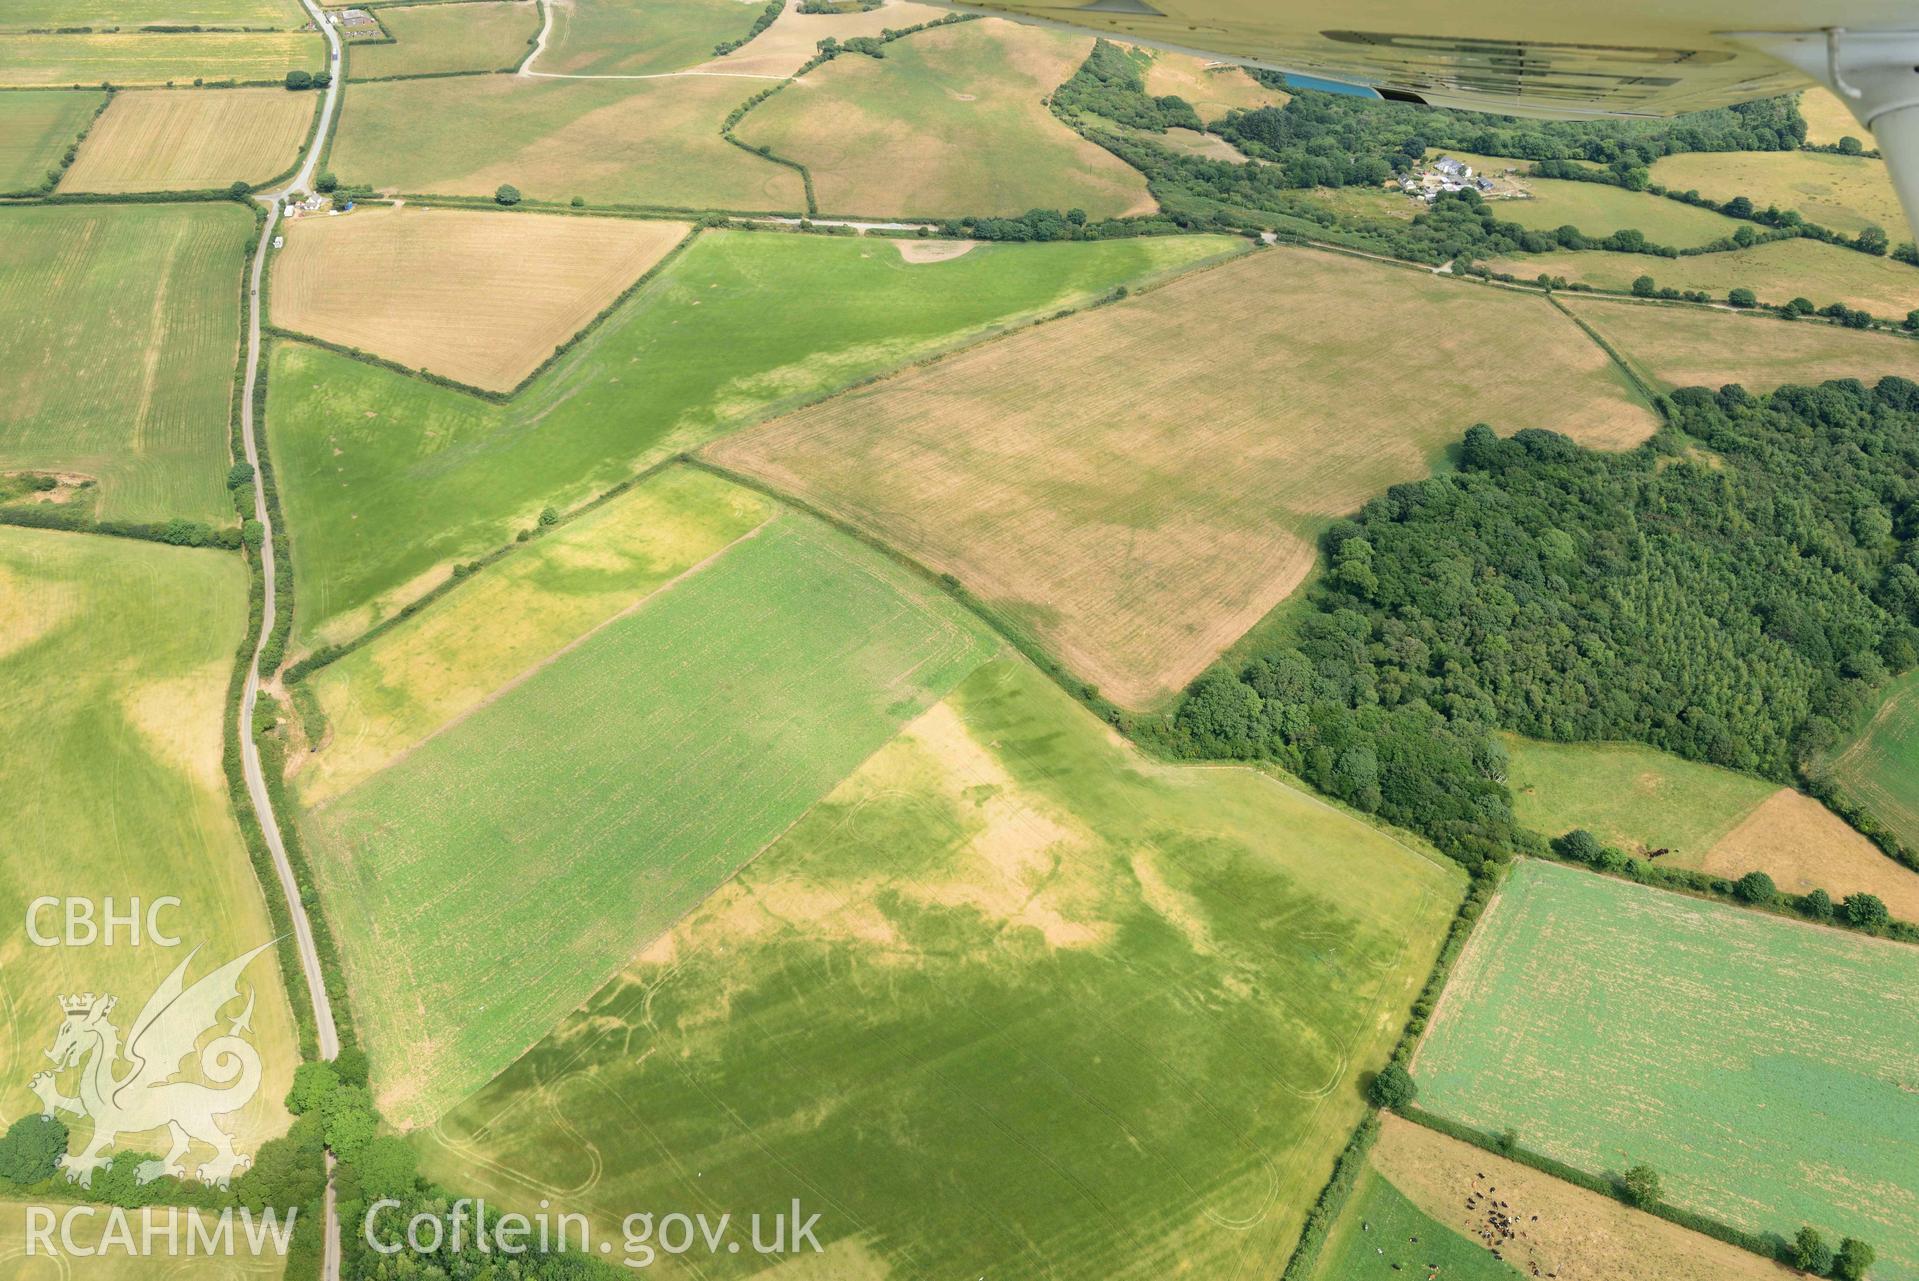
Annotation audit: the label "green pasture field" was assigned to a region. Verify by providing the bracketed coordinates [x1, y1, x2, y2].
[0, 0, 302, 28]
[1413, 858, 1919, 1279]
[304, 513, 997, 1125]
[327, 73, 802, 209]
[1494, 179, 1744, 246]
[1650, 150, 1905, 239]
[736, 19, 1154, 219]
[1489, 237, 1919, 316]
[0, 529, 298, 1162]
[297, 466, 773, 804]
[0, 202, 249, 523]
[1502, 734, 1776, 856]
[418, 655, 1464, 1277]
[0, 32, 323, 87]
[1562, 296, 1919, 392]
[1312, 1163, 1519, 1281]
[346, 0, 540, 79]
[1825, 669, 1919, 851]
[534, 0, 760, 75]
[0, 89, 102, 191]
[268, 228, 1238, 646]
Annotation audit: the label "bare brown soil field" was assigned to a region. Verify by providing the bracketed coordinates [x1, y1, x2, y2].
[736, 19, 1155, 219]
[1702, 789, 1919, 920]
[710, 246, 1653, 708]
[694, 0, 948, 77]
[1141, 51, 1284, 122]
[1371, 1115, 1798, 1281]
[59, 87, 313, 192]
[271, 205, 691, 390]
[1563, 296, 1919, 391]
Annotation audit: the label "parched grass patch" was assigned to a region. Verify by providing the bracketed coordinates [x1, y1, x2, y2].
[1413, 859, 1919, 1278]
[1650, 150, 1905, 239]
[0, 202, 250, 523]
[1503, 734, 1918, 918]
[1492, 180, 1744, 247]
[272, 204, 691, 391]
[1489, 238, 1919, 316]
[1141, 50, 1283, 123]
[347, 0, 540, 79]
[296, 465, 773, 804]
[1349, 1115, 1798, 1281]
[268, 228, 1235, 647]
[1562, 295, 1919, 392]
[533, 0, 768, 75]
[329, 72, 803, 211]
[305, 513, 997, 1125]
[693, 0, 948, 77]
[419, 655, 1463, 1277]
[0, 31, 323, 87]
[0, 529, 299, 1168]
[60, 86, 313, 192]
[736, 18, 1154, 219]
[0, 89, 103, 192]
[1801, 87, 1873, 150]
[711, 245, 1653, 709]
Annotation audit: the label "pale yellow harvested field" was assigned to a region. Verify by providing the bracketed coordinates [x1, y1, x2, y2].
[1702, 789, 1919, 921]
[694, 0, 948, 77]
[1564, 295, 1919, 392]
[1370, 1115, 1798, 1281]
[59, 87, 312, 192]
[1141, 50, 1284, 123]
[1801, 87, 1874, 149]
[711, 246, 1653, 708]
[272, 205, 691, 391]
[1650, 150, 1906, 239]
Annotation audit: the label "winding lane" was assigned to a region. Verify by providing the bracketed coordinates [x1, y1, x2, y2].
[237, 2, 344, 1276]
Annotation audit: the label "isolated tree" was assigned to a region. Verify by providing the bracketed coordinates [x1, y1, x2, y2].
[1558, 829, 1603, 864]
[1786, 296, 1816, 317]
[1728, 287, 1758, 309]
[569, 195, 585, 208]
[315, 171, 338, 193]
[228, 179, 249, 198]
[1795, 1226, 1836, 1275]
[1802, 888, 1835, 920]
[1838, 135, 1864, 155]
[1631, 274, 1656, 297]
[1732, 223, 1759, 247]
[1734, 870, 1776, 904]
[285, 68, 311, 90]
[538, 505, 560, 527]
[0, 1115, 68, 1186]
[1856, 224, 1889, 255]
[1843, 893, 1889, 929]
[1367, 1064, 1417, 1110]
[1904, 309, 1919, 332]
[1835, 1238, 1876, 1281]
[1620, 1163, 1661, 1208]
[495, 183, 522, 206]
[1495, 1127, 1520, 1155]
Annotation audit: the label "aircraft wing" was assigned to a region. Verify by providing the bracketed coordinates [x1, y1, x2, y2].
[941, 0, 1919, 234]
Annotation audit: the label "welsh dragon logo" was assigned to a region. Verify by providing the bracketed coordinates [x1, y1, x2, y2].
[29, 943, 272, 1189]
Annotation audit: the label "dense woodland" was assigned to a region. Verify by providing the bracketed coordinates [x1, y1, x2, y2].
[1168, 379, 1919, 869]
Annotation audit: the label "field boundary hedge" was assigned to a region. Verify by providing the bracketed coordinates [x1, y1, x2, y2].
[1545, 292, 1665, 408]
[1393, 1106, 1793, 1263]
[2, 86, 111, 197]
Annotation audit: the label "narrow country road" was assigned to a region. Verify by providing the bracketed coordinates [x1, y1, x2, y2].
[238, 2, 344, 1276]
